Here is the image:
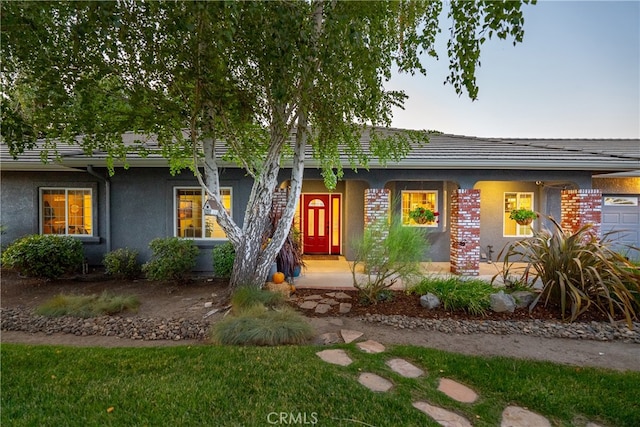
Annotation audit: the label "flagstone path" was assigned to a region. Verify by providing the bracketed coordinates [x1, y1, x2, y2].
[314, 331, 605, 427]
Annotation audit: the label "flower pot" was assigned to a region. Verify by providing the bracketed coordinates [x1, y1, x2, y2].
[292, 265, 302, 278]
[266, 262, 278, 281]
[414, 217, 428, 224]
[516, 218, 533, 226]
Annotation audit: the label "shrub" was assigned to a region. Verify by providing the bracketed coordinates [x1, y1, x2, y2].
[212, 242, 235, 279]
[142, 237, 199, 282]
[36, 292, 140, 318]
[103, 248, 141, 280]
[210, 306, 313, 346]
[350, 216, 429, 304]
[498, 216, 640, 327]
[210, 287, 313, 345]
[1, 234, 84, 279]
[410, 276, 494, 315]
[231, 286, 285, 313]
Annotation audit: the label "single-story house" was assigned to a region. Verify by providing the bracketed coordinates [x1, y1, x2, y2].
[2, 130, 639, 275]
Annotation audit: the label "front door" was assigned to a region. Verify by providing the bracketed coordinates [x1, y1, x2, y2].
[303, 194, 330, 254]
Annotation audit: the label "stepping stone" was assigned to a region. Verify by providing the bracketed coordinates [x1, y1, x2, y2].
[316, 349, 353, 366]
[325, 292, 337, 297]
[357, 340, 385, 354]
[299, 301, 318, 310]
[334, 292, 352, 300]
[317, 332, 341, 345]
[339, 303, 352, 314]
[319, 298, 339, 306]
[340, 329, 363, 344]
[413, 401, 472, 427]
[358, 373, 393, 392]
[386, 358, 424, 378]
[501, 406, 551, 427]
[438, 378, 478, 404]
[304, 295, 323, 300]
[315, 303, 332, 314]
[328, 318, 344, 327]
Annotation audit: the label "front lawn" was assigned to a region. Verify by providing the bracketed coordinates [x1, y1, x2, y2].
[2, 343, 638, 426]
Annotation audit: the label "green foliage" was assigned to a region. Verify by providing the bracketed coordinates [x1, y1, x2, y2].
[211, 306, 313, 346]
[212, 242, 235, 279]
[211, 287, 312, 346]
[142, 237, 199, 283]
[230, 286, 285, 313]
[410, 276, 495, 316]
[350, 216, 429, 304]
[35, 292, 140, 318]
[2, 343, 639, 427]
[509, 208, 538, 222]
[1, 234, 84, 280]
[499, 217, 640, 327]
[102, 248, 141, 280]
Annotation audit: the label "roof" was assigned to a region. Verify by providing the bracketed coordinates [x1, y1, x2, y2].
[1, 129, 638, 173]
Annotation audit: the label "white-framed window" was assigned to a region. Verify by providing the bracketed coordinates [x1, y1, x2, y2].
[401, 190, 439, 227]
[175, 187, 232, 239]
[40, 188, 93, 235]
[504, 192, 534, 237]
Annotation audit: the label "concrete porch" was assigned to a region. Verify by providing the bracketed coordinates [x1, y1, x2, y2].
[292, 257, 510, 290]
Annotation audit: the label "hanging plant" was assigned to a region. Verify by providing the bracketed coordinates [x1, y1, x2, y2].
[509, 209, 538, 226]
[408, 207, 439, 224]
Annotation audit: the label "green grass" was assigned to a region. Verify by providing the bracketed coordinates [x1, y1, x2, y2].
[409, 276, 496, 315]
[2, 344, 638, 426]
[35, 292, 140, 318]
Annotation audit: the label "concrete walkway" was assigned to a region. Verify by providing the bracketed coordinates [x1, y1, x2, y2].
[293, 257, 510, 290]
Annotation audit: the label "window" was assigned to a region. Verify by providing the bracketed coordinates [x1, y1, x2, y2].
[504, 192, 534, 237]
[175, 187, 231, 239]
[401, 190, 438, 227]
[41, 188, 93, 235]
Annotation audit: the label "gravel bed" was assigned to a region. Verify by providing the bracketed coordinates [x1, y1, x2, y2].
[359, 314, 640, 344]
[1, 307, 210, 341]
[3, 306, 639, 344]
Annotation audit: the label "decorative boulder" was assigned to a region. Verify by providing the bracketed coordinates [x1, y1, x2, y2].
[490, 290, 516, 313]
[511, 290, 536, 309]
[420, 293, 441, 310]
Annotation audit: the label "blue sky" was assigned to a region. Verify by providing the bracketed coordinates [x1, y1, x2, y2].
[387, 0, 640, 139]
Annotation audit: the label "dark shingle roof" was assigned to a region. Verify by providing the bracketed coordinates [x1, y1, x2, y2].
[1, 129, 638, 172]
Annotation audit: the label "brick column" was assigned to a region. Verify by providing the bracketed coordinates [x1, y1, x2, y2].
[364, 188, 390, 227]
[450, 189, 481, 276]
[561, 189, 602, 239]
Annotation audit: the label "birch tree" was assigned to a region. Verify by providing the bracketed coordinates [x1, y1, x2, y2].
[1, 1, 535, 288]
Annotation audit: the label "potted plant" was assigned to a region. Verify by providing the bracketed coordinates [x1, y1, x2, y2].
[509, 208, 538, 226]
[408, 207, 439, 224]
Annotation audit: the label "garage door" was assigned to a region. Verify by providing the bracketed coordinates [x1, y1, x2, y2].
[602, 195, 640, 260]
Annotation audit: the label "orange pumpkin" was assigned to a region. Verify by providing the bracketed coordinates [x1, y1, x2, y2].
[272, 271, 285, 284]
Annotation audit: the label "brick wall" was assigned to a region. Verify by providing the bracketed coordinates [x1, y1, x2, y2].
[364, 188, 390, 226]
[561, 189, 602, 239]
[450, 189, 481, 276]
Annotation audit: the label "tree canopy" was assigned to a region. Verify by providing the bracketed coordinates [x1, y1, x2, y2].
[1, 0, 535, 287]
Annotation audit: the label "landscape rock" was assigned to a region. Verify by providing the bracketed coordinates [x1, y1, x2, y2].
[315, 304, 331, 314]
[490, 291, 516, 313]
[317, 332, 341, 345]
[511, 291, 537, 309]
[299, 301, 318, 310]
[339, 303, 352, 314]
[420, 293, 441, 310]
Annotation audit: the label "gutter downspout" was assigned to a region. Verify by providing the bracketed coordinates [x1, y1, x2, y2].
[87, 166, 111, 253]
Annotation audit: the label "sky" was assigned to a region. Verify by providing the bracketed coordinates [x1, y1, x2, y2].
[386, 0, 640, 139]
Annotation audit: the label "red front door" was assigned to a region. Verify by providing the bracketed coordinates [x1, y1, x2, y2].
[303, 194, 330, 254]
